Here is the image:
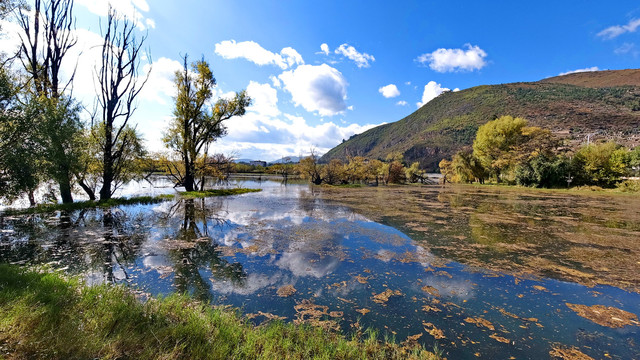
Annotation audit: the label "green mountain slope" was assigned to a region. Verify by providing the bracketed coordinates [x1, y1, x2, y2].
[321, 70, 640, 171]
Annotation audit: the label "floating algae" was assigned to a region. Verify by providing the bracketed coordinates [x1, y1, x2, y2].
[565, 303, 639, 328]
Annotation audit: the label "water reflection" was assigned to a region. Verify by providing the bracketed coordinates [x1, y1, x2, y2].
[1, 177, 639, 359]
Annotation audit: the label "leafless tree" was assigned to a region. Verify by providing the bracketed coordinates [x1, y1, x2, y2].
[17, 0, 77, 98]
[95, 5, 149, 200]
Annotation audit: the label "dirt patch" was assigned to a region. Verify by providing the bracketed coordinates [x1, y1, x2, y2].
[354, 275, 368, 284]
[565, 303, 640, 328]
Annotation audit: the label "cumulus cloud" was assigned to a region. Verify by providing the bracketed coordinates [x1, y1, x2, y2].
[76, 0, 154, 30]
[417, 81, 450, 107]
[335, 43, 375, 68]
[320, 43, 330, 55]
[558, 66, 599, 76]
[214, 80, 378, 161]
[416, 44, 487, 72]
[396, 100, 408, 106]
[140, 57, 183, 104]
[597, 18, 640, 40]
[278, 64, 348, 116]
[214, 40, 304, 69]
[378, 84, 400, 98]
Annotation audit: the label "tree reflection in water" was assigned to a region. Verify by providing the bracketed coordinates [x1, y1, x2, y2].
[164, 198, 246, 302]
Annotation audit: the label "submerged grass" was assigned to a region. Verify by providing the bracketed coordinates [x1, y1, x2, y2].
[1, 194, 176, 216]
[179, 188, 262, 198]
[0, 265, 437, 360]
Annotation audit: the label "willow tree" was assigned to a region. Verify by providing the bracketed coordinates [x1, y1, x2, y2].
[16, 0, 82, 204]
[163, 55, 250, 191]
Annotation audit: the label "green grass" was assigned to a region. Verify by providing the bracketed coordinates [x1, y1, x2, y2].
[1, 194, 176, 216]
[179, 188, 262, 199]
[0, 265, 439, 360]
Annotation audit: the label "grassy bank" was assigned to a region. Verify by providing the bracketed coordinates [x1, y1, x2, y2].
[179, 188, 262, 199]
[0, 265, 437, 360]
[1, 194, 176, 216]
[2, 189, 263, 216]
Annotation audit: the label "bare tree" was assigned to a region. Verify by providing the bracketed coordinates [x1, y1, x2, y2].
[95, 6, 148, 200]
[17, 0, 77, 98]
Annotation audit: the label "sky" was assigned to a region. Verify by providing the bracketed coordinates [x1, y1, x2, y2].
[2, 0, 640, 161]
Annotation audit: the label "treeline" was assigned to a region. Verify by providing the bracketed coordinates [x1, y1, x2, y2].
[439, 115, 640, 189]
[296, 151, 427, 186]
[0, 0, 249, 206]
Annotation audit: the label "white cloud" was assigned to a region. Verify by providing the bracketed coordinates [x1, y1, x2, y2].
[614, 42, 638, 56]
[396, 100, 408, 106]
[76, 0, 154, 30]
[214, 40, 304, 70]
[278, 64, 348, 116]
[378, 84, 400, 98]
[417, 81, 450, 107]
[269, 75, 281, 88]
[335, 43, 375, 68]
[558, 66, 599, 76]
[246, 81, 280, 118]
[320, 43, 329, 55]
[215, 81, 378, 161]
[140, 57, 183, 104]
[597, 18, 640, 40]
[417, 44, 487, 72]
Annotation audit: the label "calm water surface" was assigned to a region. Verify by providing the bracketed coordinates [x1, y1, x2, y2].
[1, 177, 638, 359]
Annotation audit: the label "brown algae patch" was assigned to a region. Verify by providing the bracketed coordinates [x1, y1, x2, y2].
[565, 303, 640, 328]
[276, 285, 297, 297]
[293, 299, 339, 331]
[421, 285, 440, 297]
[549, 344, 595, 360]
[355, 308, 371, 315]
[354, 275, 368, 284]
[464, 317, 496, 331]
[372, 289, 403, 305]
[489, 333, 511, 344]
[422, 322, 446, 339]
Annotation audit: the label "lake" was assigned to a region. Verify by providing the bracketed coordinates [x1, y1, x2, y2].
[1, 176, 639, 359]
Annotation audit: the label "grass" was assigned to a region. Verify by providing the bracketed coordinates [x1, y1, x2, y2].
[1, 194, 176, 216]
[0, 265, 439, 360]
[179, 188, 262, 199]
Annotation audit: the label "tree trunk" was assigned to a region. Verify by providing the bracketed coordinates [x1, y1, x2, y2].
[78, 179, 96, 201]
[100, 123, 114, 200]
[59, 176, 73, 204]
[28, 190, 36, 207]
[183, 158, 194, 192]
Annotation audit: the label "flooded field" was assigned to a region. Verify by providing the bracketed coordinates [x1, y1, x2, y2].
[1, 177, 639, 359]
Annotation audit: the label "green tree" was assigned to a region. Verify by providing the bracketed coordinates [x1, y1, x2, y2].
[473, 115, 556, 182]
[573, 142, 629, 186]
[16, 0, 83, 204]
[164, 55, 250, 191]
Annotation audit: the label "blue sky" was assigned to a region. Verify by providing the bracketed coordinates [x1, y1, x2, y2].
[3, 1, 640, 161]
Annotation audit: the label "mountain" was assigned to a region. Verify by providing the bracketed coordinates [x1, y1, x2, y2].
[268, 156, 301, 165]
[321, 69, 640, 171]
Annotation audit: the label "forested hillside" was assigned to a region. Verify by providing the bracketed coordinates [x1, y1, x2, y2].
[321, 70, 640, 170]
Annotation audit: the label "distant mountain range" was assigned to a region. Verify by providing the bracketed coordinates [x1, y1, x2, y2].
[321, 69, 640, 171]
[234, 156, 303, 165]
